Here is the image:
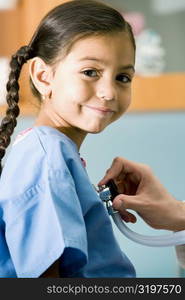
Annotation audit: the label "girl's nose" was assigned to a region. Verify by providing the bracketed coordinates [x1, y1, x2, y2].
[99, 95, 114, 101]
[96, 80, 116, 101]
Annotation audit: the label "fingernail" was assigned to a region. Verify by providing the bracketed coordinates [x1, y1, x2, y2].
[124, 216, 129, 222]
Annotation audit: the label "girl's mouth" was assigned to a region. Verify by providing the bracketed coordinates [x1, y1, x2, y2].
[84, 105, 114, 114]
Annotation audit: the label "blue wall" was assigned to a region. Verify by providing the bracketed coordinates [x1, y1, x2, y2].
[2, 112, 185, 277]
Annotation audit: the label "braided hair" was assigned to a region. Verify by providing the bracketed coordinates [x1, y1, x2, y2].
[0, 0, 135, 175]
[0, 46, 34, 174]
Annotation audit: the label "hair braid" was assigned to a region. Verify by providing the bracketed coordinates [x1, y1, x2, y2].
[0, 45, 34, 175]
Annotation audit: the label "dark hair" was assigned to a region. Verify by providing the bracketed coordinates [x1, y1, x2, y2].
[0, 0, 135, 174]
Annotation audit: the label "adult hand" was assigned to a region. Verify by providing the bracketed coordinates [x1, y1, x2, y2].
[98, 157, 185, 231]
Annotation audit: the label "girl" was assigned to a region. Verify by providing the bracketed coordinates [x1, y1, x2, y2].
[0, 0, 136, 277]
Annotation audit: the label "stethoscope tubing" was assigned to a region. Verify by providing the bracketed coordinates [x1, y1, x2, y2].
[111, 211, 185, 247]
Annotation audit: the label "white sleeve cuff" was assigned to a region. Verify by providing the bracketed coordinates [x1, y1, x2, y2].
[175, 201, 185, 269]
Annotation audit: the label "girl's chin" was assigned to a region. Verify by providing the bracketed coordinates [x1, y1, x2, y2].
[80, 120, 110, 134]
[86, 126, 106, 134]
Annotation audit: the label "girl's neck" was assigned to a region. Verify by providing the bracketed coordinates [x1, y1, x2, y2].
[33, 106, 87, 150]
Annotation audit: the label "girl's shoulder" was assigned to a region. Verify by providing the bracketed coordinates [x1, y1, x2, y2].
[33, 125, 77, 150]
[6, 125, 80, 178]
[0, 125, 80, 197]
[32, 126, 79, 166]
[12, 127, 33, 146]
[11, 125, 77, 156]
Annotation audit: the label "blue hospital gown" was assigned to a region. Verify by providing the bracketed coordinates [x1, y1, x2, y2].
[0, 126, 136, 278]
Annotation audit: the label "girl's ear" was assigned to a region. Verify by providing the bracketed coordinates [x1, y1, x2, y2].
[29, 57, 54, 97]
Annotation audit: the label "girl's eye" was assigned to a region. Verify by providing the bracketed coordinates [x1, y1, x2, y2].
[116, 74, 131, 83]
[83, 69, 98, 77]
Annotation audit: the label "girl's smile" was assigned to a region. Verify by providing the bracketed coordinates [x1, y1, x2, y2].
[32, 33, 135, 149]
[83, 104, 115, 115]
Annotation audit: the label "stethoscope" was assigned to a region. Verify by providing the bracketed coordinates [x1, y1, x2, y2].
[96, 180, 185, 247]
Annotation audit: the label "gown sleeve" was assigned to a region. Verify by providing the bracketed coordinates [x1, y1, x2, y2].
[0, 130, 88, 278]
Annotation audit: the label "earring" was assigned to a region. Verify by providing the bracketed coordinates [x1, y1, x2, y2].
[42, 91, 52, 100]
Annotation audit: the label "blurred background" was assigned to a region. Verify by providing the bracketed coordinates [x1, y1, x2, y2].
[0, 0, 185, 277]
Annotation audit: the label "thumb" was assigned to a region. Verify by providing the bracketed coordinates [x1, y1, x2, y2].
[112, 194, 139, 211]
[112, 194, 138, 223]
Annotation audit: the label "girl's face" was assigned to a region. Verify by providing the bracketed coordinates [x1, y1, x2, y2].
[36, 33, 135, 146]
